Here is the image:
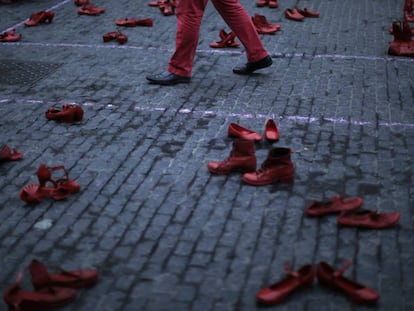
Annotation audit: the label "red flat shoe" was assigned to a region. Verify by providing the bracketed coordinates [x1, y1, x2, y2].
[256, 263, 314, 305]
[228, 122, 262, 141]
[74, 0, 89, 6]
[3, 271, 76, 311]
[264, 118, 279, 142]
[268, 0, 278, 8]
[0, 29, 22, 42]
[148, 0, 160, 6]
[296, 7, 320, 17]
[256, 0, 268, 7]
[305, 196, 363, 216]
[0, 145, 23, 162]
[210, 30, 239, 48]
[20, 164, 80, 204]
[103, 30, 128, 44]
[45, 104, 83, 123]
[24, 11, 55, 27]
[115, 18, 153, 27]
[252, 14, 281, 34]
[29, 259, 98, 290]
[78, 4, 105, 15]
[284, 8, 304, 21]
[337, 209, 400, 229]
[316, 261, 380, 304]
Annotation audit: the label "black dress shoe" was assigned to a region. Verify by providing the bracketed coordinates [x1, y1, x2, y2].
[233, 55, 273, 75]
[146, 71, 191, 85]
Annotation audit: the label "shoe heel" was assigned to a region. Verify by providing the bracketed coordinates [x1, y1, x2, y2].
[278, 174, 294, 183]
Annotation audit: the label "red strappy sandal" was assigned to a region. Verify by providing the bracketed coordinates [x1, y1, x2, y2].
[3, 271, 77, 311]
[209, 30, 240, 48]
[0, 145, 23, 162]
[45, 104, 84, 123]
[20, 164, 81, 204]
[29, 259, 98, 290]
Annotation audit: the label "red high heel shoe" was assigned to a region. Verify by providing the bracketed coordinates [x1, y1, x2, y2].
[20, 164, 81, 204]
[115, 18, 153, 27]
[0, 145, 23, 162]
[45, 104, 84, 123]
[264, 118, 280, 142]
[210, 30, 239, 48]
[29, 259, 98, 290]
[24, 11, 55, 27]
[0, 29, 22, 42]
[3, 271, 77, 311]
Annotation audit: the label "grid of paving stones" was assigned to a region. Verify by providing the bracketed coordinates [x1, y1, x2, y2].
[0, 0, 413, 310]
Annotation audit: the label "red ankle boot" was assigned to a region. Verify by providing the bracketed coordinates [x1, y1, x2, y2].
[242, 147, 294, 186]
[207, 139, 256, 175]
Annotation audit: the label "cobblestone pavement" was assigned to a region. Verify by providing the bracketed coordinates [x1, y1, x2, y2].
[1, 0, 413, 310]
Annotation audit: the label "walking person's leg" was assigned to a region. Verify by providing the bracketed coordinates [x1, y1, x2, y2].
[211, 0, 272, 74]
[146, 0, 209, 85]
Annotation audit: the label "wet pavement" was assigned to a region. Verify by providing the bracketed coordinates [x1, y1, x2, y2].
[0, 0, 414, 310]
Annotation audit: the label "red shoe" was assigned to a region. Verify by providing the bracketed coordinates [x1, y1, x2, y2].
[0, 29, 22, 42]
[78, 4, 105, 15]
[305, 196, 363, 216]
[115, 18, 153, 27]
[296, 7, 320, 17]
[0, 145, 23, 162]
[158, 0, 175, 16]
[264, 118, 279, 142]
[45, 104, 84, 123]
[256, 263, 313, 305]
[268, 0, 278, 8]
[103, 30, 128, 44]
[252, 14, 281, 34]
[209, 30, 239, 48]
[20, 164, 81, 204]
[29, 259, 98, 290]
[3, 271, 76, 311]
[228, 122, 262, 141]
[256, 0, 268, 7]
[242, 147, 294, 186]
[74, 0, 89, 6]
[148, 0, 160, 6]
[316, 261, 380, 304]
[284, 8, 304, 21]
[24, 11, 55, 27]
[207, 139, 256, 174]
[337, 209, 400, 229]
[388, 40, 414, 56]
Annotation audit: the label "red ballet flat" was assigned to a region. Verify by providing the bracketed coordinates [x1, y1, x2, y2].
[45, 104, 83, 123]
[305, 196, 363, 216]
[284, 8, 304, 21]
[24, 11, 54, 27]
[0, 29, 22, 42]
[0, 145, 23, 162]
[78, 4, 105, 16]
[3, 271, 76, 311]
[296, 8, 320, 18]
[29, 259, 98, 290]
[115, 18, 153, 27]
[228, 122, 263, 141]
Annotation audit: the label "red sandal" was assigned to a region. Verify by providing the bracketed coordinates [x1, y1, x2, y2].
[3, 271, 76, 311]
[0, 29, 22, 42]
[0, 145, 23, 162]
[45, 104, 84, 123]
[20, 164, 81, 204]
[209, 30, 240, 48]
[29, 259, 98, 290]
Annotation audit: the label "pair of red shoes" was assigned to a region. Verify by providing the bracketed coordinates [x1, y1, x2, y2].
[256, 0, 278, 8]
[388, 20, 414, 57]
[257, 261, 379, 305]
[20, 164, 81, 204]
[252, 14, 281, 35]
[148, 0, 175, 16]
[0, 145, 23, 162]
[24, 11, 55, 27]
[227, 120, 280, 142]
[285, 7, 319, 21]
[305, 196, 400, 229]
[103, 30, 128, 44]
[46, 104, 84, 123]
[0, 29, 22, 42]
[4, 259, 98, 311]
[210, 29, 239, 48]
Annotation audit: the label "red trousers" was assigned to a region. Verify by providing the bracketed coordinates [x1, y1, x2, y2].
[168, 0, 269, 77]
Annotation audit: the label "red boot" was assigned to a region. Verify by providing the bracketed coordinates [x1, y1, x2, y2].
[242, 147, 294, 186]
[207, 139, 256, 174]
